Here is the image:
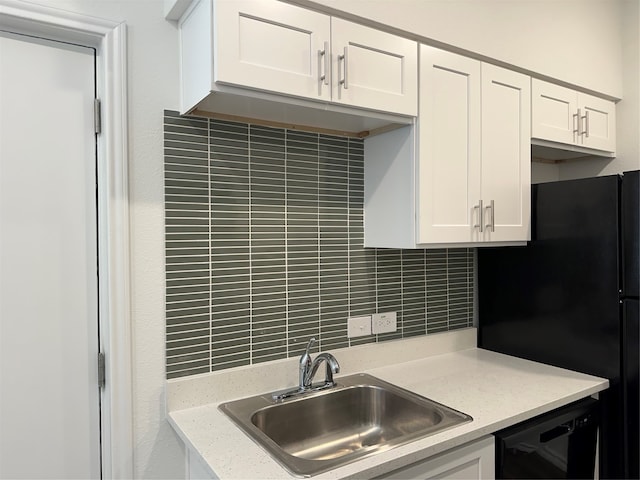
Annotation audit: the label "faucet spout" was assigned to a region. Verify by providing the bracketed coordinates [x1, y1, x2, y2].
[304, 352, 340, 389]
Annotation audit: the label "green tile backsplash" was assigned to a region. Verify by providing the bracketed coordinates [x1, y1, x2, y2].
[164, 110, 474, 379]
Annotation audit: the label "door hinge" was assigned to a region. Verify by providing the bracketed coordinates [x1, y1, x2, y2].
[94, 98, 102, 135]
[98, 351, 106, 389]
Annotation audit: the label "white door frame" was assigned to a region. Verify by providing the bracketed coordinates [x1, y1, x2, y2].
[0, 1, 132, 478]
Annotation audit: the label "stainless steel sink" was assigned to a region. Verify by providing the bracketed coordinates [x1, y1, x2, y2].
[219, 373, 472, 477]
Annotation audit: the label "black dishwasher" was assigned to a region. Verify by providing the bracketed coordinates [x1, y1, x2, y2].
[495, 397, 599, 479]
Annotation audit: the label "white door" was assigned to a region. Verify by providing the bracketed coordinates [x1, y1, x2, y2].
[214, 0, 331, 101]
[481, 63, 531, 243]
[331, 18, 417, 116]
[0, 32, 101, 478]
[417, 46, 481, 244]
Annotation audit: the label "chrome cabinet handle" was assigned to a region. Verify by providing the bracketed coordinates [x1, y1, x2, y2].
[318, 42, 329, 85]
[572, 111, 579, 140]
[317, 41, 329, 95]
[576, 108, 583, 137]
[338, 46, 348, 90]
[486, 200, 495, 232]
[474, 200, 484, 232]
[582, 110, 589, 138]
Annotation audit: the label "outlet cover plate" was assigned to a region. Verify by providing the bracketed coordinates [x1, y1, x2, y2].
[348, 316, 372, 338]
[372, 312, 397, 334]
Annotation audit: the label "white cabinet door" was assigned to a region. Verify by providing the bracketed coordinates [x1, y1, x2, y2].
[531, 79, 577, 145]
[215, 0, 331, 102]
[331, 17, 417, 116]
[481, 63, 531, 243]
[417, 46, 481, 244]
[380, 436, 495, 479]
[579, 92, 616, 152]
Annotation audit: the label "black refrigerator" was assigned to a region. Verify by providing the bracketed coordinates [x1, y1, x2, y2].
[478, 171, 639, 479]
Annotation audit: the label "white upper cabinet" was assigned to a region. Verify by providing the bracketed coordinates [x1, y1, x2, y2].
[364, 47, 531, 249]
[330, 18, 417, 116]
[178, 0, 417, 126]
[418, 48, 530, 246]
[532, 78, 616, 155]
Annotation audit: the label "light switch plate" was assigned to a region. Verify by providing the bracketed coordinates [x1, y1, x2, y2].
[372, 312, 397, 334]
[347, 316, 372, 338]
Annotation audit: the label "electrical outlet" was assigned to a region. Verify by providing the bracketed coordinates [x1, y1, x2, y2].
[372, 312, 397, 334]
[347, 316, 372, 338]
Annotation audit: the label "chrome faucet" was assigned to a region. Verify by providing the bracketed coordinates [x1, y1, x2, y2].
[273, 337, 340, 402]
[303, 351, 340, 389]
[299, 337, 340, 390]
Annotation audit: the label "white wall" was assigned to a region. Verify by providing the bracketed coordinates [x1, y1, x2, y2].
[301, 0, 624, 99]
[13, 1, 633, 479]
[531, 162, 560, 184]
[557, 0, 640, 179]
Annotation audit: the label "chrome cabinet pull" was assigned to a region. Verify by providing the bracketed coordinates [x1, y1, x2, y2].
[582, 110, 590, 138]
[576, 108, 583, 137]
[338, 46, 349, 90]
[486, 200, 495, 232]
[474, 200, 484, 232]
[317, 41, 329, 95]
[572, 111, 579, 140]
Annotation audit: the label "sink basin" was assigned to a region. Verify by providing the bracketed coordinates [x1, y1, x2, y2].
[219, 373, 472, 477]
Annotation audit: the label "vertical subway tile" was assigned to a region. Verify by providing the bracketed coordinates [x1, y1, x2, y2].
[249, 125, 287, 363]
[467, 248, 475, 327]
[376, 249, 403, 342]
[402, 250, 427, 338]
[286, 130, 320, 356]
[447, 249, 472, 330]
[164, 110, 212, 378]
[165, 111, 475, 378]
[426, 249, 449, 334]
[348, 248, 377, 347]
[347, 138, 375, 347]
[210, 118, 251, 370]
[318, 135, 349, 351]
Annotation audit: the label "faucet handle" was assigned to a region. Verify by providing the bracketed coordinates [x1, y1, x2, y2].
[303, 337, 317, 356]
[298, 337, 317, 390]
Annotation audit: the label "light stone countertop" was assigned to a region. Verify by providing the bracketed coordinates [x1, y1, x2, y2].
[167, 329, 608, 479]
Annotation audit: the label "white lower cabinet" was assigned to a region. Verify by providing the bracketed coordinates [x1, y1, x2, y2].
[377, 436, 495, 480]
[186, 449, 217, 480]
[185, 435, 495, 480]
